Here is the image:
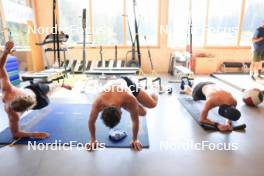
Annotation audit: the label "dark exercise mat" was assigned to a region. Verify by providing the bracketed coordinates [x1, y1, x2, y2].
[0, 103, 149, 148]
[178, 96, 246, 131]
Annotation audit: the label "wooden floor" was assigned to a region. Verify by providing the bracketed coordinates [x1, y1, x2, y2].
[0, 75, 264, 176]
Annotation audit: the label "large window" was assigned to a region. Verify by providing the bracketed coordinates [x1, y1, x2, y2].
[59, 0, 159, 46]
[192, 0, 207, 47]
[240, 0, 264, 46]
[59, 0, 89, 44]
[168, 0, 189, 47]
[2, 0, 33, 47]
[168, 0, 207, 47]
[168, 0, 263, 48]
[207, 0, 242, 46]
[93, 0, 123, 45]
[126, 0, 159, 45]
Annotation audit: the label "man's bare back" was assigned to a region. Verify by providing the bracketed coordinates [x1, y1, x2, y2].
[202, 84, 237, 106]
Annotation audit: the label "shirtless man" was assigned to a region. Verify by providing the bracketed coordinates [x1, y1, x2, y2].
[88, 76, 158, 151]
[1, 41, 69, 139]
[184, 82, 241, 132]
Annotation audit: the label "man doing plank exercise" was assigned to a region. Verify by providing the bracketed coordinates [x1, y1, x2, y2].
[88, 77, 158, 151]
[1, 41, 71, 139]
[183, 82, 241, 132]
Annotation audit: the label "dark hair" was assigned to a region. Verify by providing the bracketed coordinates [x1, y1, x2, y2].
[218, 105, 241, 121]
[101, 107, 122, 128]
[11, 96, 36, 112]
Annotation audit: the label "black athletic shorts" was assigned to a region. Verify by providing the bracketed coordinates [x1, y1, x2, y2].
[192, 82, 215, 101]
[25, 83, 50, 110]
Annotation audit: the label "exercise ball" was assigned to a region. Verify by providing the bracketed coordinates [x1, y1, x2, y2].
[242, 89, 263, 107]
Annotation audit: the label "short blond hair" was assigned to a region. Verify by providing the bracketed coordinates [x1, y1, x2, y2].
[11, 95, 36, 112]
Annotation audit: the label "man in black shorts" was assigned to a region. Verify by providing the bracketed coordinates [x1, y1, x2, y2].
[250, 21, 264, 80]
[1, 41, 70, 139]
[184, 82, 241, 132]
[88, 76, 158, 151]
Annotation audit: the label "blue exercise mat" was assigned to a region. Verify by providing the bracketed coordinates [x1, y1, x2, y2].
[0, 103, 149, 148]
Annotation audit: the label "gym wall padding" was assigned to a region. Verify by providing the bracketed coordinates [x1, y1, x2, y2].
[5, 56, 20, 86]
[0, 103, 150, 148]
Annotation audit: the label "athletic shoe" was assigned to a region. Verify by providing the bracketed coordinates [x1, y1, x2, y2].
[251, 75, 256, 81]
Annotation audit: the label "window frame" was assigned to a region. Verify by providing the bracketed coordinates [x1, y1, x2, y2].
[0, 0, 8, 46]
[0, 0, 34, 49]
[58, 0, 161, 48]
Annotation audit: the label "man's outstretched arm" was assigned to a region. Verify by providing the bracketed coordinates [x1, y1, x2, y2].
[88, 99, 102, 150]
[0, 41, 14, 92]
[88, 106, 100, 142]
[7, 109, 49, 139]
[126, 95, 143, 151]
[200, 100, 216, 125]
[130, 108, 143, 151]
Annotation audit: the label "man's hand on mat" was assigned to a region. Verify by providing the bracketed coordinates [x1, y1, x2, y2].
[31, 132, 50, 139]
[86, 139, 98, 151]
[226, 120, 233, 127]
[13, 131, 49, 139]
[217, 124, 232, 132]
[131, 140, 143, 151]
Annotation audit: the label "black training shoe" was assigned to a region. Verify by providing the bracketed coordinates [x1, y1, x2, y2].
[180, 80, 185, 90]
[251, 75, 256, 81]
